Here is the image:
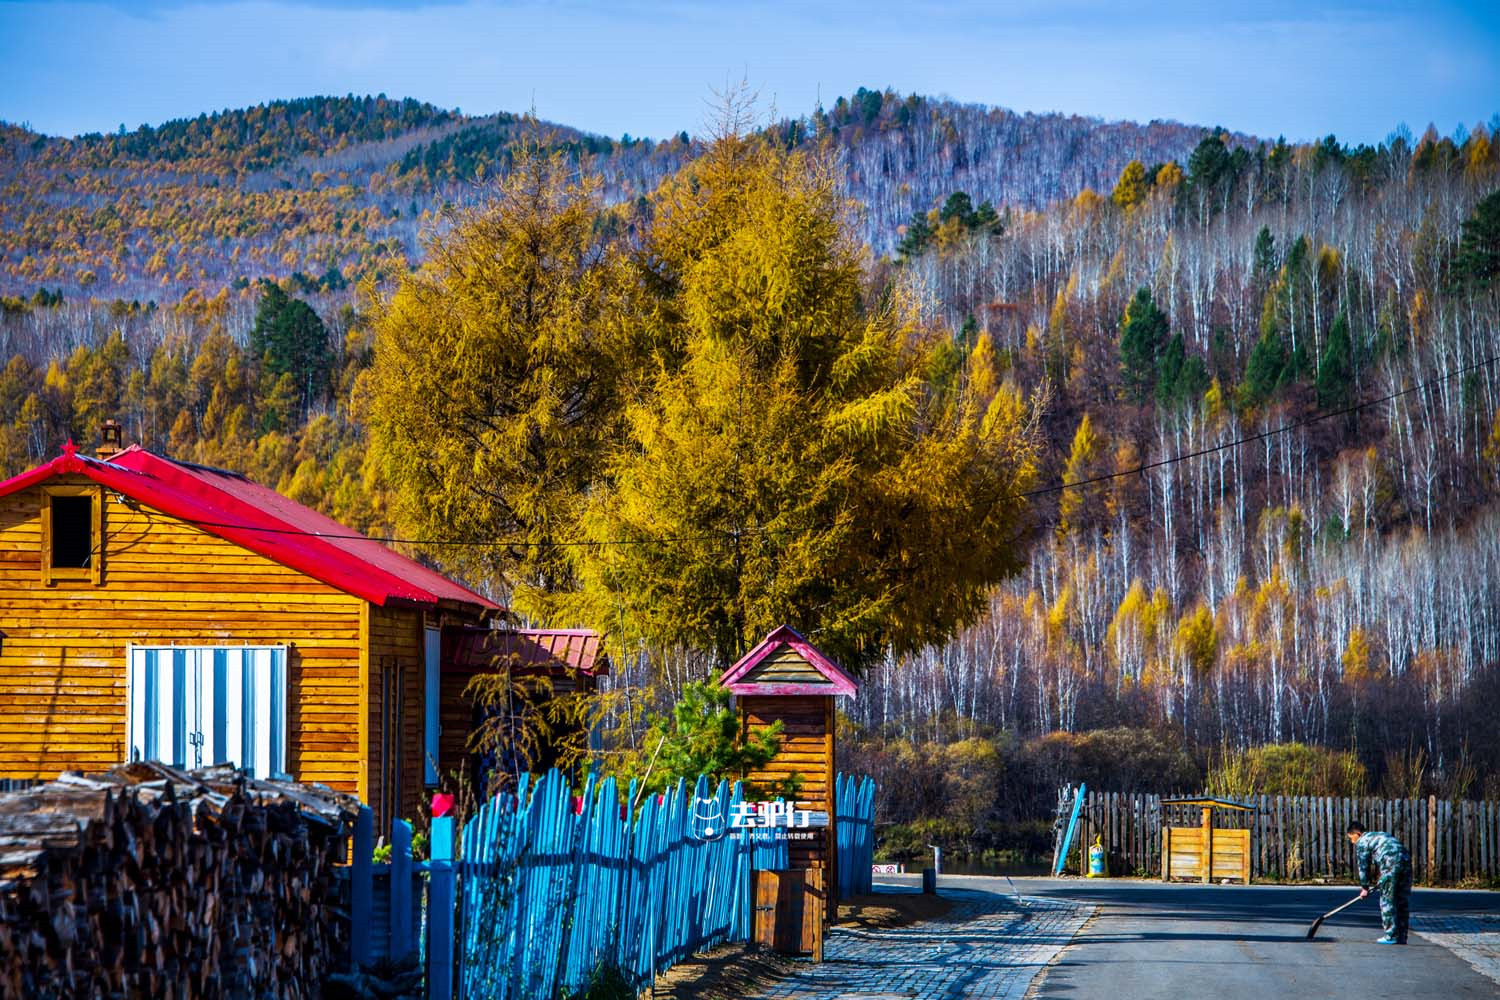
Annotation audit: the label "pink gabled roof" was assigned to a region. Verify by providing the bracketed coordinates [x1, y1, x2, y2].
[718, 624, 859, 697]
[0, 443, 499, 613]
[445, 626, 609, 676]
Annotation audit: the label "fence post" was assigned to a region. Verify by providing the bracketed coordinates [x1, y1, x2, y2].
[428, 815, 456, 1000]
[351, 805, 372, 970]
[391, 818, 413, 962]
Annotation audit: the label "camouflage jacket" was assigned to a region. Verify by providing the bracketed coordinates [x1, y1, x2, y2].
[1355, 831, 1411, 887]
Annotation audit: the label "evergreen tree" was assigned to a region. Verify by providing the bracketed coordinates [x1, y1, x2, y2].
[1254, 226, 1277, 278]
[1156, 332, 1185, 406]
[1240, 325, 1287, 409]
[625, 681, 789, 796]
[1187, 130, 1232, 190]
[896, 211, 933, 262]
[1155, 332, 1209, 410]
[1316, 313, 1355, 411]
[1454, 188, 1500, 288]
[939, 191, 975, 226]
[249, 283, 331, 408]
[1119, 287, 1169, 403]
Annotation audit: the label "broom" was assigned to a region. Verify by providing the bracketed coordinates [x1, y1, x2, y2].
[1306, 893, 1364, 939]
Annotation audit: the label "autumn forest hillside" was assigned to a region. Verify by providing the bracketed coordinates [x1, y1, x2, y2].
[4, 90, 1500, 829]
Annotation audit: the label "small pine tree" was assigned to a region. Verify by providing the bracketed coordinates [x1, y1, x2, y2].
[1240, 325, 1286, 409]
[1316, 313, 1355, 411]
[1119, 287, 1169, 403]
[1454, 188, 1500, 288]
[896, 212, 933, 262]
[631, 682, 791, 797]
[1156, 332, 1185, 407]
[1253, 225, 1277, 277]
[249, 283, 331, 408]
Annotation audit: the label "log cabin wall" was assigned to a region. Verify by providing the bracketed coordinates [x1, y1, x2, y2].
[0, 475, 365, 794]
[739, 693, 835, 871]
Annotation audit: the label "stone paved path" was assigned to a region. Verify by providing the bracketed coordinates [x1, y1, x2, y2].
[1414, 912, 1500, 988]
[749, 889, 1091, 1000]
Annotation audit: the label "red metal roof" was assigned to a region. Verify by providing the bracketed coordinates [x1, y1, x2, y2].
[444, 626, 609, 676]
[0, 443, 499, 613]
[718, 624, 859, 696]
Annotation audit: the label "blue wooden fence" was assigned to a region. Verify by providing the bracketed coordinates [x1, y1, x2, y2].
[348, 770, 876, 999]
[456, 769, 779, 997]
[835, 773, 876, 897]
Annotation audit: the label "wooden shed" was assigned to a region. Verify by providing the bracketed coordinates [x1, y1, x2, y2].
[439, 625, 609, 793]
[719, 625, 858, 919]
[0, 441, 498, 830]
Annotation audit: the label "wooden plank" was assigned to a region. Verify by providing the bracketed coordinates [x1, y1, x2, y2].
[1439, 799, 1449, 882]
[1201, 806, 1212, 884]
[1463, 801, 1472, 880]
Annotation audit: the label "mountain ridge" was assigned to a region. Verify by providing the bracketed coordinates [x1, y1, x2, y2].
[0, 89, 1251, 301]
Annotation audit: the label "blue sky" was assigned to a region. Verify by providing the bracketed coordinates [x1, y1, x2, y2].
[1, 1, 1497, 143]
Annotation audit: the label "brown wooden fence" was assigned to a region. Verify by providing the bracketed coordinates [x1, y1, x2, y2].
[1058, 788, 1500, 885]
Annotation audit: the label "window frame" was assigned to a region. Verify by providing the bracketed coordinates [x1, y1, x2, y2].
[41, 485, 103, 585]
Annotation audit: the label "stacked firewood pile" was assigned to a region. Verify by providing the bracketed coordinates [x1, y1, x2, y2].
[0, 762, 362, 999]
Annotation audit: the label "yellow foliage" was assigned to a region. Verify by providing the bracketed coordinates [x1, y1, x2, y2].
[1204, 377, 1226, 426]
[1057, 413, 1102, 539]
[1175, 605, 1218, 674]
[1466, 132, 1493, 177]
[1071, 188, 1105, 218]
[1111, 160, 1148, 211]
[1047, 585, 1073, 639]
[1342, 627, 1375, 682]
[1154, 162, 1184, 188]
[1483, 407, 1500, 486]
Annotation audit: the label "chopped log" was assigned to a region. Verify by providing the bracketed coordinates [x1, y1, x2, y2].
[0, 761, 361, 998]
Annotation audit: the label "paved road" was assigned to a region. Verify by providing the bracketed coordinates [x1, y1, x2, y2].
[748, 888, 1091, 1000]
[880, 875, 1499, 1000]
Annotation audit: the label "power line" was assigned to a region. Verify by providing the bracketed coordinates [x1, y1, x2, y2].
[1023, 351, 1500, 499]
[159, 352, 1500, 548]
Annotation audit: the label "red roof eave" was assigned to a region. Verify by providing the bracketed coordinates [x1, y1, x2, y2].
[0, 447, 499, 614]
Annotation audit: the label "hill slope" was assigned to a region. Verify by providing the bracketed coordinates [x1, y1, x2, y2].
[0, 90, 1233, 301]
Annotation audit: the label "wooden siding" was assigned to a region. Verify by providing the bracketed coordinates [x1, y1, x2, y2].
[0, 476, 364, 793]
[739, 694, 836, 889]
[367, 604, 426, 827]
[438, 660, 477, 787]
[739, 647, 835, 688]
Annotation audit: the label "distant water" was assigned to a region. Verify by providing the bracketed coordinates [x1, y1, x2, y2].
[880, 856, 1051, 877]
[938, 857, 1051, 877]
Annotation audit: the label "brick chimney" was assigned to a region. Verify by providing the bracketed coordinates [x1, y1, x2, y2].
[98, 419, 124, 460]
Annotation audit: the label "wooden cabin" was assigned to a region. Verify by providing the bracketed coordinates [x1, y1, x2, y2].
[720, 625, 858, 918]
[439, 626, 609, 793]
[0, 441, 499, 829]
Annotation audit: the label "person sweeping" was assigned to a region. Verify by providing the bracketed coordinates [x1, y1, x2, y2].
[1346, 821, 1412, 944]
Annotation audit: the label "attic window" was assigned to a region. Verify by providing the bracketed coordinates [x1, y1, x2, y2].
[42, 487, 103, 584]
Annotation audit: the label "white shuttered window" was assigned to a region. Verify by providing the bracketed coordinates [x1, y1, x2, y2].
[126, 645, 287, 779]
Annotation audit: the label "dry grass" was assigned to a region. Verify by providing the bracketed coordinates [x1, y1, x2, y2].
[649, 891, 952, 999]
